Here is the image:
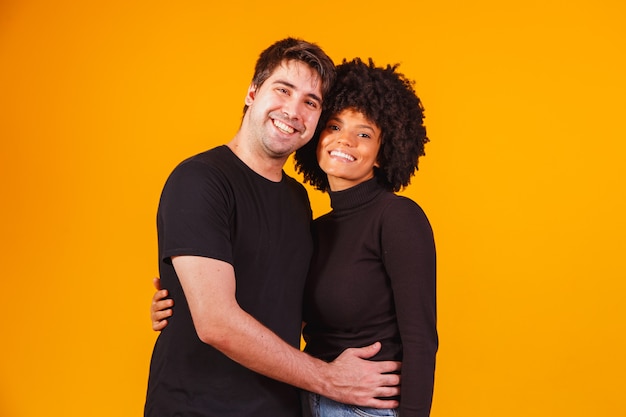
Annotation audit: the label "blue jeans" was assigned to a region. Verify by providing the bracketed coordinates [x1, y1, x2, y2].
[302, 392, 399, 417]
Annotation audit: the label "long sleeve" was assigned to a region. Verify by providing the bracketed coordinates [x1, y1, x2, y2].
[381, 197, 437, 417]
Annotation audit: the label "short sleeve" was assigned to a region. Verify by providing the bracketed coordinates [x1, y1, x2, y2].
[157, 159, 234, 265]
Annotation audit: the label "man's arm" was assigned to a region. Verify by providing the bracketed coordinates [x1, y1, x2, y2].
[173, 255, 401, 408]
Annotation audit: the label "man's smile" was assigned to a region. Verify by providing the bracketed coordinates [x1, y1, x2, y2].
[272, 118, 296, 134]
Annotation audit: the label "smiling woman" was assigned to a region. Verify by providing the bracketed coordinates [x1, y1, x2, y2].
[293, 58, 436, 417]
[296, 58, 428, 194]
[316, 108, 383, 191]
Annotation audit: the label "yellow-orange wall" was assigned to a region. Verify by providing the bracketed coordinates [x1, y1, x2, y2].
[1, 1, 625, 416]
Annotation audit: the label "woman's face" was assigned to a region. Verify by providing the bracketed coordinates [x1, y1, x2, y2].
[316, 108, 382, 192]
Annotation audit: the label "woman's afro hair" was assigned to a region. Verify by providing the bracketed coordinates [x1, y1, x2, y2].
[294, 57, 429, 192]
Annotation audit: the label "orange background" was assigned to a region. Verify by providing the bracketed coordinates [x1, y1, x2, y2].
[1, 1, 625, 416]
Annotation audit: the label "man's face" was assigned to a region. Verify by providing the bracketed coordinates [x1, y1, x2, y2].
[244, 60, 323, 159]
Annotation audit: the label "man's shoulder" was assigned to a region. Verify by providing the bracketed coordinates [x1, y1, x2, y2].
[158, 146, 239, 202]
[177, 145, 231, 167]
[282, 171, 307, 189]
[168, 146, 237, 178]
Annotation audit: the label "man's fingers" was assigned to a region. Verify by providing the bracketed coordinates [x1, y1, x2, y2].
[373, 359, 401, 374]
[375, 384, 400, 398]
[378, 372, 400, 388]
[350, 342, 382, 359]
[327, 344, 404, 407]
[364, 398, 399, 409]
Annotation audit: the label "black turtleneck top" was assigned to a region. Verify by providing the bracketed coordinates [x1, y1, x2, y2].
[302, 178, 437, 417]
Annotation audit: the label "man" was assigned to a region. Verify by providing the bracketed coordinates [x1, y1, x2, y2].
[145, 38, 401, 417]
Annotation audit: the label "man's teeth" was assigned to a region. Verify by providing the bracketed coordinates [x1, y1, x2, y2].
[330, 150, 355, 161]
[273, 119, 295, 134]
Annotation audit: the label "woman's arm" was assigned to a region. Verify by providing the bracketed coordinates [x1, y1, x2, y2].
[382, 198, 438, 417]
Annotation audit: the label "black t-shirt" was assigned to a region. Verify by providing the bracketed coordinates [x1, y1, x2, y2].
[145, 146, 313, 417]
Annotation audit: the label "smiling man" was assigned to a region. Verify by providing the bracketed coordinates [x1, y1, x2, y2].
[144, 38, 402, 417]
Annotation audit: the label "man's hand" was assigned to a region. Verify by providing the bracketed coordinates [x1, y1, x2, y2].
[151, 277, 173, 331]
[322, 342, 401, 408]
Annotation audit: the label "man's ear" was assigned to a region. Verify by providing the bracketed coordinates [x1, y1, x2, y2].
[244, 83, 257, 106]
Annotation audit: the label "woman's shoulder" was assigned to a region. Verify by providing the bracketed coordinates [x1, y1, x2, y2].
[380, 191, 427, 216]
[377, 192, 433, 237]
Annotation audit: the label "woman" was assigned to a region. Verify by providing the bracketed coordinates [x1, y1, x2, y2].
[152, 58, 437, 417]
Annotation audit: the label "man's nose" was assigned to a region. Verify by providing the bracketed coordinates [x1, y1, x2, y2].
[282, 98, 303, 120]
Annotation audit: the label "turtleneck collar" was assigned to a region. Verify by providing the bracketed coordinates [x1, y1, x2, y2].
[328, 178, 387, 212]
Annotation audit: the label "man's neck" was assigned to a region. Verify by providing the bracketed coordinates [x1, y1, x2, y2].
[226, 136, 287, 182]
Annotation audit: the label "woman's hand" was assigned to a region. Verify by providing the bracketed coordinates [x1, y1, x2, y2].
[151, 277, 174, 331]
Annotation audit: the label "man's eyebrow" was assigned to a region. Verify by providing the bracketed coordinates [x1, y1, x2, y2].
[273, 79, 295, 89]
[273, 79, 322, 104]
[306, 92, 322, 104]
